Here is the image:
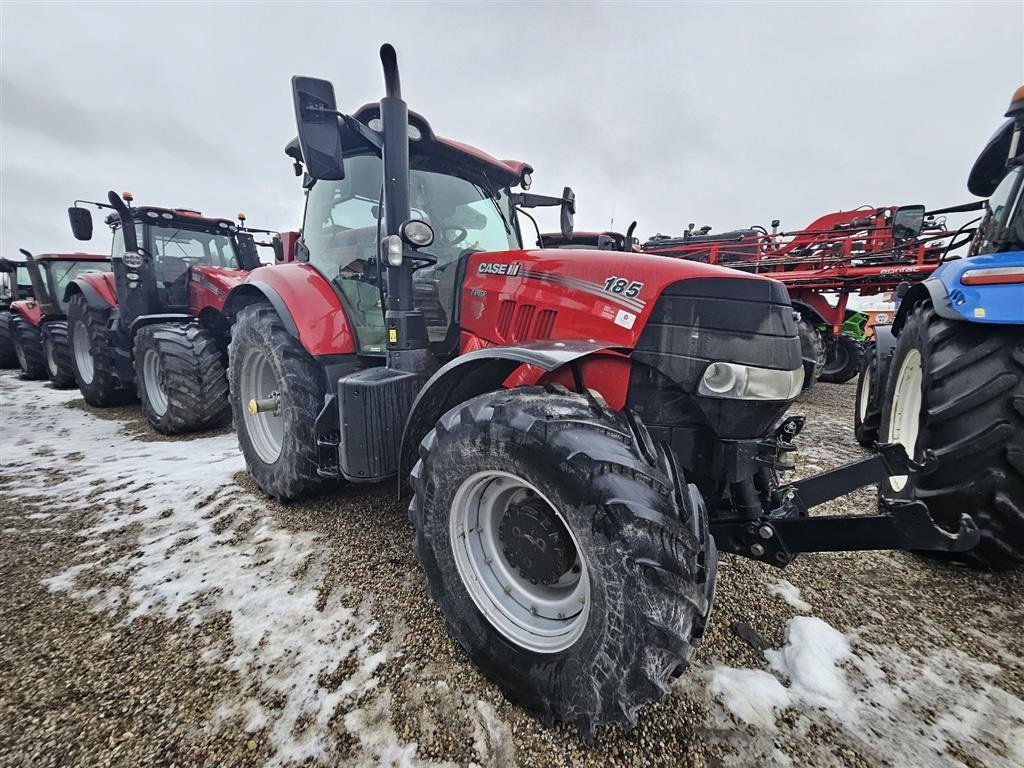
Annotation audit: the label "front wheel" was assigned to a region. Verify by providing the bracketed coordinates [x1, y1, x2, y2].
[67, 293, 134, 406]
[134, 322, 231, 435]
[12, 316, 46, 380]
[819, 333, 864, 384]
[42, 321, 76, 388]
[0, 310, 17, 368]
[410, 386, 716, 731]
[228, 303, 334, 501]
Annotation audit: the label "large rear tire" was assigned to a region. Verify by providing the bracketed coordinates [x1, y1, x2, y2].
[67, 294, 134, 406]
[797, 317, 825, 390]
[819, 333, 864, 383]
[12, 316, 46, 380]
[42, 321, 76, 389]
[133, 322, 231, 435]
[0, 310, 17, 368]
[228, 303, 332, 501]
[880, 301, 1024, 569]
[410, 386, 716, 731]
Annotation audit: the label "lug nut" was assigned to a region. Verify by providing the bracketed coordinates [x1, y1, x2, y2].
[750, 543, 766, 557]
[758, 525, 774, 540]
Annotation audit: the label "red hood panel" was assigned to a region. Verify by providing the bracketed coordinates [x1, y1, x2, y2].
[461, 248, 772, 348]
[11, 299, 43, 326]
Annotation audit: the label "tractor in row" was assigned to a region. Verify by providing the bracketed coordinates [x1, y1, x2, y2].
[8, 251, 110, 386]
[64, 193, 282, 434]
[855, 85, 1024, 569]
[218, 45, 979, 730]
[0, 257, 33, 368]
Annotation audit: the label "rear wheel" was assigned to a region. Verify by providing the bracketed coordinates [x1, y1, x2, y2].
[12, 317, 46, 379]
[67, 293, 134, 406]
[819, 333, 864, 383]
[133, 322, 231, 435]
[880, 301, 1024, 569]
[0, 310, 17, 368]
[228, 303, 332, 501]
[796, 317, 825, 389]
[42, 321, 76, 388]
[410, 386, 716, 731]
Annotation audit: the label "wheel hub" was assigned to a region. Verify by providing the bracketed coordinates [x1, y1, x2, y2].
[499, 496, 577, 585]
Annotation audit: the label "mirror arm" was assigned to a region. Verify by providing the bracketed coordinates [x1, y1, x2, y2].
[511, 193, 564, 209]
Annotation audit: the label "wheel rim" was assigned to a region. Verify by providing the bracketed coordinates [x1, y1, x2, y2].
[45, 337, 59, 377]
[72, 321, 94, 384]
[887, 349, 923, 492]
[858, 358, 873, 422]
[142, 348, 169, 416]
[240, 346, 284, 464]
[449, 470, 590, 654]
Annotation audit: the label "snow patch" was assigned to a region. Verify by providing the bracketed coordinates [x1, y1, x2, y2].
[709, 667, 790, 731]
[767, 579, 811, 612]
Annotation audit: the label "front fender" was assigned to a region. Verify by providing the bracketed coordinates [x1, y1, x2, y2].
[64, 273, 118, 310]
[10, 299, 42, 327]
[398, 340, 624, 491]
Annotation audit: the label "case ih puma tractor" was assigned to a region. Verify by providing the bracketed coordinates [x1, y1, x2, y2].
[65, 192, 273, 433]
[8, 251, 110, 386]
[0, 257, 33, 368]
[225, 45, 979, 730]
[855, 86, 1024, 569]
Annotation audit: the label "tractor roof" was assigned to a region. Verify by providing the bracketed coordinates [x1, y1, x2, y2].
[286, 105, 532, 187]
[33, 252, 109, 262]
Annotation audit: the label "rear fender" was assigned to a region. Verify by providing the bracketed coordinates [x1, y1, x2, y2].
[398, 340, 625, 491]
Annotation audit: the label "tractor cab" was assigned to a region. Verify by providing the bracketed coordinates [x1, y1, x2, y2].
[21, 253, 110, 319]
[968, 86, 1024, 255]
[0, 257, 33, 307]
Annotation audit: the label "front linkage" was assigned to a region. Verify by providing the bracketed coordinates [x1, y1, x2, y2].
[711, 417, 979, 566]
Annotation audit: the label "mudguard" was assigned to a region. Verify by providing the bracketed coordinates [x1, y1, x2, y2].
[398, 340, 624, 489]
[10, 299, 42, 327]
[64, 273, 118, 310]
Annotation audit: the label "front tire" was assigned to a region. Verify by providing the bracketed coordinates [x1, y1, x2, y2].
[42, 321, 76, 388]
[133, 322, 231, 435]
[0, 310, 17, 368]
[819, 333, 864, 383]
[67, 293, 134, 406]
[796, 317, 825, 389]
[854, 343, 881, 447]
[12, 316, 46, 380]
[228, 303, 333, 501]
[410, 386, 716, 731]
[880, 301, 1024, 569]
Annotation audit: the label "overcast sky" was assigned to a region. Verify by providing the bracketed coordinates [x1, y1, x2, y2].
[2, 1, 1022, 257]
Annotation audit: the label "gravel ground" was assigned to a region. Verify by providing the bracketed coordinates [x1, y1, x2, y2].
[1, 369, 1021, 767]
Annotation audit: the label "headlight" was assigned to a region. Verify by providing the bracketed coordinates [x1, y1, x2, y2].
[122, 251, 144, 269]
[698, 362, 803, 400]
[400, 219, 434, 248]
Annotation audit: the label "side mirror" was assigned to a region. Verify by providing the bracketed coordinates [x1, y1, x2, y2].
[235, 232, 261, 271]
[271, 235, 284, 263]
[68, 207, 93, 241]
[892, 205, 925, 241]
[560, 186, 575, 240]
[292, 76, 346, 181]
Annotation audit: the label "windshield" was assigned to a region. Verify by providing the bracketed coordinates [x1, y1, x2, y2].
[980, 165, 1024, 251]
[43, 260, 111, 311]
[143, 224, 240, 268]
[303, 153, 521, 354]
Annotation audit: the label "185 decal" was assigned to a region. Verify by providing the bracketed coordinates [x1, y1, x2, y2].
[602, 276, 643, 298]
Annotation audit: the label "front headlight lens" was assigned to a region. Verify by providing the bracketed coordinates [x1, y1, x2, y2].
[698, 362, 803, 400]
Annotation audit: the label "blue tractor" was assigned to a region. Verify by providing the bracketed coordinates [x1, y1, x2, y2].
[855, 86, 1024, 568]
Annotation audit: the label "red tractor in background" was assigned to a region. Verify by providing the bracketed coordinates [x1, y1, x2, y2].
[642, 204, 977, 385]
[8, 251, 110, 386]
[64, 192, 285, 434]
[0, 257, 33, 368]
[222, 45, 977, 730]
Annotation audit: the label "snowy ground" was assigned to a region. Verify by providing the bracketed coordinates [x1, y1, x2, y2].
[1, 371, 1022, 767]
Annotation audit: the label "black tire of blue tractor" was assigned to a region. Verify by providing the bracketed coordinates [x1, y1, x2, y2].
[12, 316, 47, 380]
[880, 301, 1024, 569]
[134, 322, 231, 435]
[67, 294, 135, 407]
[0, 310, 17, 368]
[409, 385, 717, 732]
[797, 317, 826, 389]
[227, 303, 334, 501]
[43, 321, 76, 389]
[854, 343, 881, 447]
[819, 333, 864, 384]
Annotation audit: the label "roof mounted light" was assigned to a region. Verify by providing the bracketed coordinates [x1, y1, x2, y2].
[1007, 84, 1024, 118]
[122, 191, 134, 204]
[521, 171, 533, 190]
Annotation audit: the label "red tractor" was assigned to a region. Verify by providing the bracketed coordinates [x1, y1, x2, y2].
[0, 257, 33, 368]
[8, 251, 110, 386]
[642, 205, 975, 386]
[224, 45, 978, 730]
[64, 192, 281, 434]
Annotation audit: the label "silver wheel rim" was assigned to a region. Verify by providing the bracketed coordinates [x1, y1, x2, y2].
[142, 348, 169, 416]
[72, 321, 94, 384]
[240, 347, 283, 464]
[887, 349, 922, 492]
[45, 337, 59, 377]
[858, 358, 873, 422]
[449, 470, 590, 653]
